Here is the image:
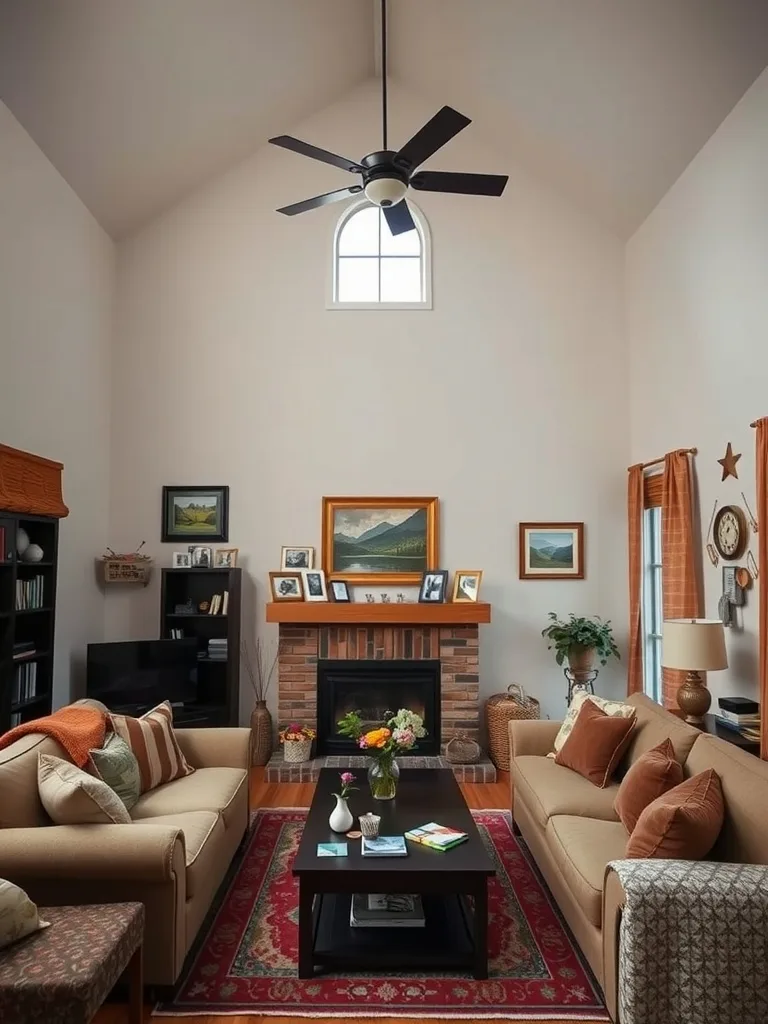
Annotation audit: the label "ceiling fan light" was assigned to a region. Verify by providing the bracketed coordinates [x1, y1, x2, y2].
[364, 176, 408, 207]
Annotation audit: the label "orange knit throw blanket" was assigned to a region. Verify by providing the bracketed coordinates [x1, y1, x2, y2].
[0, 706, 106, 767]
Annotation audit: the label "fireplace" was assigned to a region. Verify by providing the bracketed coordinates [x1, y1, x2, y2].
[316, 659, 441, 756]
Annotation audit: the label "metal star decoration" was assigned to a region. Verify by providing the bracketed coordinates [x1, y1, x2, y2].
[717, 442, 741, 481]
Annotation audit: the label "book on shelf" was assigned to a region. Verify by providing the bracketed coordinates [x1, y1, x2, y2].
[0, 526, 4, 562]
[15, 575, 45, 611]
[349, 893, 425, 928]
[405, 822, 469, 851]
[222, 590, 229, 616]
[740, 727, 761, 742]
[715, 715, 761, 736]
[361, 836, 408, 857]
[718, 708, 760, 726]
[718, 697, 759, 716]
[12, 661, 38, 704]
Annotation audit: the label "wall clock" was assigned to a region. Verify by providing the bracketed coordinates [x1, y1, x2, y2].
[713, 505, 748, 561]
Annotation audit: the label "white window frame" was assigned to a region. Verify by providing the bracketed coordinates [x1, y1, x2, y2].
[327, 199, 433, 310]
[642, 503, 663, 703]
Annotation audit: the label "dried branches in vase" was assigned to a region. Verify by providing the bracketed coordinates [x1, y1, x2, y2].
[242, 637, 280, 766]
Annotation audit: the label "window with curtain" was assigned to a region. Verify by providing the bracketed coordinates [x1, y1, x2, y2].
[642, 472, 663, 701]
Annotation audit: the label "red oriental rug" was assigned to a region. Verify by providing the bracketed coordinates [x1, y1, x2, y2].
[156, 809, 609, 1019]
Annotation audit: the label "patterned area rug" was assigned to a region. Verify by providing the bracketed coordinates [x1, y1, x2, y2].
[156, 809, 609, 1019]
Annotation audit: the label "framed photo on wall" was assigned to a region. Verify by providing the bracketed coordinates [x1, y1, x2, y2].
[519, 522, 585, 580]
[162, 485, 229, 543]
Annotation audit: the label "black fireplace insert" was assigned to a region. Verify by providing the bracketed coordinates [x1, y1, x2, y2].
[316, 659, 440, 756]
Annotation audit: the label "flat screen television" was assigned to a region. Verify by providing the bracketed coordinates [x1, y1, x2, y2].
[86, 639, 198, 710]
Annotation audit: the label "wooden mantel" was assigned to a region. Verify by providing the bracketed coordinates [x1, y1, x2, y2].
[266, 602, 491, 625]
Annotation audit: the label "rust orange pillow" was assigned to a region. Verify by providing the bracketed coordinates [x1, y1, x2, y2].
[614, 738, 684, 833]
[554, 698, 636, 788]
[626, 769, 724, 859]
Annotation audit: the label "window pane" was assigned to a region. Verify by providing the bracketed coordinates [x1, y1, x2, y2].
[380, 257, 422, 302]
[380, 210, 421, 256]
[338, 206, 379, 256]
[337, 257, 379, 302]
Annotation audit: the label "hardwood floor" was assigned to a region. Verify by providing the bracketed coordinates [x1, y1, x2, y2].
[94, 769, 595, 1023]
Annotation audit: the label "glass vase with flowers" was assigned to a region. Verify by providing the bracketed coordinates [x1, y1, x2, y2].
[337, 708, 427, 800]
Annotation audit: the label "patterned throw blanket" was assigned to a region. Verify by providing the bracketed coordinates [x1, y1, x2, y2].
[610, 858, 768, 1024]
[0, 706, 106, 767]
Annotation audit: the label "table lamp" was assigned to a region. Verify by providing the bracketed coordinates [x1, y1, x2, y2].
[662, 619, 728, 724]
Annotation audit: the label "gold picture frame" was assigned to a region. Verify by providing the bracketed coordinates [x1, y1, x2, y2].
[452, 570, 483, 602]
[322, 496, 439, 584]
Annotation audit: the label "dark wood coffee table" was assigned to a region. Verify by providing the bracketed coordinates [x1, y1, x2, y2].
[292, 767, 495, 979]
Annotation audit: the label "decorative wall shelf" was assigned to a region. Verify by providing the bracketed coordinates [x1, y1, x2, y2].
[265, 602, 491, 625]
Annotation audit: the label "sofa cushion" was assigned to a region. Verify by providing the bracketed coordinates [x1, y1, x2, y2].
[89, 734, 141, 811]
[109, 701, 195, 794]
[555, 700, 636, 788]
[614, 738, 684, 832]
[511, 755, 620, 828]
[623, 693, 700, 766]
[132, 811, 223, 899]
[551, 690, 636, 754]
[37, 753, 131, 825]
[545, 815, 629, 926]
[626, 769, 724, 860]
[0, 734, 68, 828]
[129, 767, 247, 830]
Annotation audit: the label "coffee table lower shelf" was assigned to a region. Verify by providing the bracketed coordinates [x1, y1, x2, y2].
[307, 892, 481, 977]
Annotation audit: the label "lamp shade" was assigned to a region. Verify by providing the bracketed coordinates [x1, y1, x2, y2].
[662, 619, 728, 672]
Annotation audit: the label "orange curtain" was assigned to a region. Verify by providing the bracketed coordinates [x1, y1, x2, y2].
[661, 450, 702, 708]
[627, 464, 644, 695]
[756, 419, 768, 760]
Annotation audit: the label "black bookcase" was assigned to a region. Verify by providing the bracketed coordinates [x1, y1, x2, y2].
[160, 567, 241, 727]
[0, 512, 59, 733]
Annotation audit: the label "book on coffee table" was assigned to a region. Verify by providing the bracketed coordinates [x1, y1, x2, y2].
[349, 893, 425, 928]
[405, 822, 468, 851]
[361, 836, 408, 857]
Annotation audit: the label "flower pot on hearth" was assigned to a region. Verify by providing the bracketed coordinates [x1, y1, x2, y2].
[283, 738, 312, 763]
[250, 701, 273, 766]
[567, 645, 596, 683]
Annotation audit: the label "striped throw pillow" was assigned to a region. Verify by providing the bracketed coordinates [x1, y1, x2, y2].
[109, 701, 194, 793]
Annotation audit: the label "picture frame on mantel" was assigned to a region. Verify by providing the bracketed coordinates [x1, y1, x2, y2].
[519, 522, 585, 580]
[322, 496, 439, 585]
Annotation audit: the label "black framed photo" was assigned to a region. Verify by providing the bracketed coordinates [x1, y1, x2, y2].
[418, 569, 448, 604]
[162, 486, 229, 542]
[329, 579, 351, 603]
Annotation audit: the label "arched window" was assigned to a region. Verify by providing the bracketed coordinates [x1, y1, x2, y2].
[329, 201, 432, 309]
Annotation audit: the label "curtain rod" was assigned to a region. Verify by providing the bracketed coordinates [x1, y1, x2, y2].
[628, 447, 697, 472]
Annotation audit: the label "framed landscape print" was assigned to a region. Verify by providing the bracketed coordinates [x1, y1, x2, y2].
[519, 522, 584, 580]
[322, 496, 438, 584]
[162, 486, 229, 542]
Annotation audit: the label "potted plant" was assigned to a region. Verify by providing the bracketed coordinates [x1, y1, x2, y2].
[242, 637, 280, 766]
[337, 708, 426, 800]
[279, 723, 316, 763]
[541, 612, 620, 682]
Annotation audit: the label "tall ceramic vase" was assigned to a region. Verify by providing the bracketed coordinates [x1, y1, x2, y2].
[329, 795, 354, 833]
[250, 701, 273, 766]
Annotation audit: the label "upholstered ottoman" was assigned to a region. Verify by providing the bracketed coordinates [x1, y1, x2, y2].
[0, 902, 143, 1024]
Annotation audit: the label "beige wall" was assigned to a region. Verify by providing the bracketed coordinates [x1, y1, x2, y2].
[628, 68, 768, 706]
[108, 82, 628, 722]
[0, 101, 113, 705]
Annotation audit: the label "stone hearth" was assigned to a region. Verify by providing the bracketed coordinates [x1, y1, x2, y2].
[264, 750, 497, 783]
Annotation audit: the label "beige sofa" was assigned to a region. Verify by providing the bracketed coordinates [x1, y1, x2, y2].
[0, 723, 251, 986]
[509, 692, 768, 1023]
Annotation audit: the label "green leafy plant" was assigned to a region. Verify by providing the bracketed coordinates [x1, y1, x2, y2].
[541, 612, 620, 667]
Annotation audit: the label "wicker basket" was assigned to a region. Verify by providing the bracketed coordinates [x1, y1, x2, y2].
[444, 731, 481, 764]
[100, 557, 153, 586]
[283, 738, 313, 763]
[486, 684, 540, 771]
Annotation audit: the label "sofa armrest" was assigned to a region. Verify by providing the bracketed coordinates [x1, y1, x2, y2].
[175, 726, 252, 769]
[602, 864, 626, 1024]
[0, 824, 185, 884]
[508, 719, 561, 758]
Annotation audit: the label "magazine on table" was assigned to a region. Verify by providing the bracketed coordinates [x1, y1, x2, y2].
[404, 822, 469, 851]
[349, 893, 425, 928]
[361, 836, 408, 857]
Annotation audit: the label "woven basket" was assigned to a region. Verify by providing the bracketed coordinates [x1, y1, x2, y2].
[283, 737, 312, 764]
[486, 684, 540, 771]
[444, 731, 481, 764]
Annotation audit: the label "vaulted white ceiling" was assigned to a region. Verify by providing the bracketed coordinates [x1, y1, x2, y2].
[1, 0, 766, 240]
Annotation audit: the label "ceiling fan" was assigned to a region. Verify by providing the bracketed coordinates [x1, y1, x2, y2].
[268, 0, 508, 235]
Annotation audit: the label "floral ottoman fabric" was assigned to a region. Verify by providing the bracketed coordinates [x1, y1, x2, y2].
[0, 902, 143, 1024]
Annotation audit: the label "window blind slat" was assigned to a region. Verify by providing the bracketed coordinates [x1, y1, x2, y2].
[644, 472, 663, 509]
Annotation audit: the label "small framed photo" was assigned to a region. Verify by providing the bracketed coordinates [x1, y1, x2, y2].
[214, 548, 238, 568]
[452, 570, 483, 602]
[519, 522, 585, 580]
[162, 485, 229, 542]
[269, 572, 304, 601]
[172, 552, 192, 568]
[281, 546, 314, 570]
[419, 569, 448, 604]
[189, 545, 212, 568]
[301, 568, 328, 602]
[329, 579, 351, 603]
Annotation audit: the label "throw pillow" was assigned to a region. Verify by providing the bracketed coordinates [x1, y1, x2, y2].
[626, 769, 724, 860]
[555, 699, 636, 788]
[89, 733, 141, 811]
[550, 690, 636, 756]
[109, 701, 194, 793]
[614, 737, 684, 833]
[38, 753, 131, 825]
[0, 879, 49, 950]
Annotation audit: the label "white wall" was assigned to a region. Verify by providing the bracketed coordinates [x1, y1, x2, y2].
[628, 68, 768, 706]
[0, 101, 113, 704]
[108, 81, 628, 723]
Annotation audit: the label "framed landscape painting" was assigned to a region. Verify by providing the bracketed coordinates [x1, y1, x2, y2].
[322, 496, 439, 584]
[519, 522, 584, 580]
[162, 486, 229, 543]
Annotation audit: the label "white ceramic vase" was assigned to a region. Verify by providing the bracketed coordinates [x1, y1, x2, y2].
[329, 795, 353, 833]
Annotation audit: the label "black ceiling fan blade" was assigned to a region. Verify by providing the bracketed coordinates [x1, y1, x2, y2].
[268, 135, 362, 174]
[410, 171, 509, 196]
[382, 199, 416, 236]
[393, 106, 471, 173]
[277, 186, 362, 217]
